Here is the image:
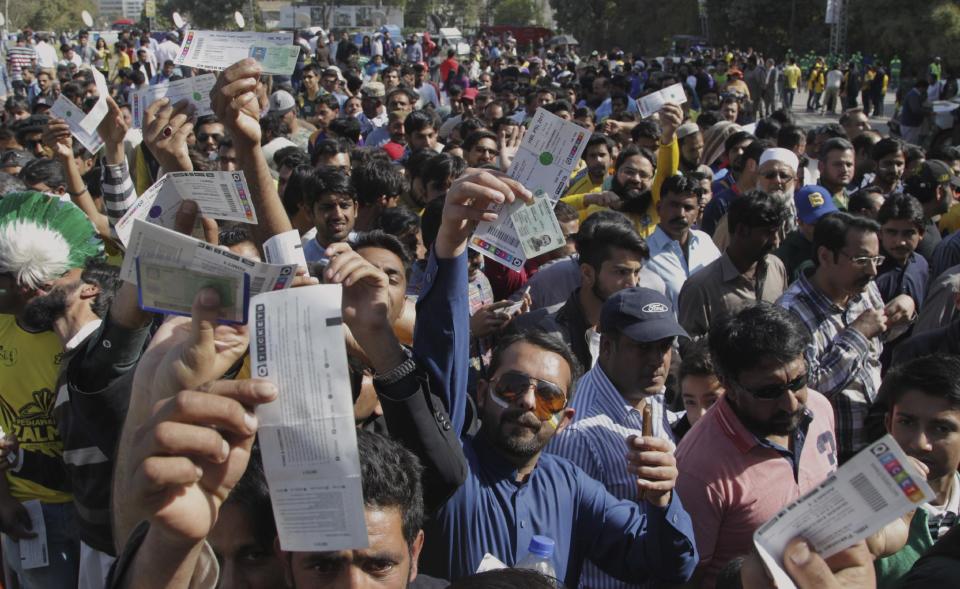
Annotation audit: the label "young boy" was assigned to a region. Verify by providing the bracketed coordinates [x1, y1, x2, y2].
[875, 354, 960, 589]
[671, 339, 725, 440]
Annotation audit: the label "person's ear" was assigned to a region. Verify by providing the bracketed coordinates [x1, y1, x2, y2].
[816, 245, 831, 267]
[580, 263, 596, 289]
[884, 409, 894, 434]
[408, 529, 425, 582]
[78, 281, 101, 300]
[553, 407, 576, 435]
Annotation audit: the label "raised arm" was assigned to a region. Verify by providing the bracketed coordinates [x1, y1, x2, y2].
[651, 103, 682, 210]
[42, 117, 111, 237]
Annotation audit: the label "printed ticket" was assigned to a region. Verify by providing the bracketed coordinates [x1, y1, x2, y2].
[470, 108, 588, 270]
[754, 434, 934, 589]
[250, 285, 368, 551]
[637, 83, 687, 118]
[249, 44, 301, 75]
[114, 171, 258, 247]
[78, 67, 110, 134]
[174, 30, 296, 74]
[120, 219, 297, 297]
[50, 96, 105, 154]
[136, 258, 249, 324]
[19, 500, 48, 570]
[130, 73, 216, 128]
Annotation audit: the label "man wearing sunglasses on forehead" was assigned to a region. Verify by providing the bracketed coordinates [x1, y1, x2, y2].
[391, 169, 697, 586]
[675, 303, 839, 589]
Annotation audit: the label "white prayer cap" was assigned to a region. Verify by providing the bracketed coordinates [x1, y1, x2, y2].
[759, 147, 799, 172]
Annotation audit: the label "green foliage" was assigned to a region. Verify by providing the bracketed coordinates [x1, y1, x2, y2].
[550, 0, 699, 53]
[162, 0, 247, 29]
[494, 0, 539, 25]
[7, 0, 96, 31]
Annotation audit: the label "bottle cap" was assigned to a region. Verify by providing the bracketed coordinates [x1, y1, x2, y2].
[528, 535, 555, 558]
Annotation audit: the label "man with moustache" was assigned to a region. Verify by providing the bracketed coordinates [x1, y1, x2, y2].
[675, 303, 839, 588]
[677, 123, 704, 173]
[778, 213, 916, 462]
[301, 167, 359, 263]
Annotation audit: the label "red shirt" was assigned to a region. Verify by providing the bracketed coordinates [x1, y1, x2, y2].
[439, 57, 459, 84]
[675, 390, 838, 588]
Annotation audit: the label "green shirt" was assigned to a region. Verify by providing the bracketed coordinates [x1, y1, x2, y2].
[875, 509, 934, 589]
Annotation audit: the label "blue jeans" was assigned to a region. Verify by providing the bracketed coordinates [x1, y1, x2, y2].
[784, 88, 796, 109]
[2, 502, 79, 589]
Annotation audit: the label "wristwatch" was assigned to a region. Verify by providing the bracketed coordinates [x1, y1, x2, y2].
[373, 346, 417, 386]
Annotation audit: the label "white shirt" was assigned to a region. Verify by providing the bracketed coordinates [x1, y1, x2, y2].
[155, 40, 180, 68]
[645, 225, 721, 308]
[35, 41, 58, 69]
[826, 69, 843, 90]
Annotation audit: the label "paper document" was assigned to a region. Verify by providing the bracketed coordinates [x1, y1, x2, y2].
[114, 171, 258, 246]
[470, 108, 589, 270]
[130, 73, 216, 128]
[249, 44, 302, 75]
[637, 83, 687, 118]
[174, 30, 295, 74]
[19, 500, 48, 570]
[78, 67, 110, 134]
[754, 434, 934, 589]
[50, 96, 105, 154]
[120, 219, 297, 297]
[250, 285, 368, 551]
[136, 258, 250, 324]
[263, 229, 309, 270]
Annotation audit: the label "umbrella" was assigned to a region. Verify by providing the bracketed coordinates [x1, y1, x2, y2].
[548, 34, 579, 46]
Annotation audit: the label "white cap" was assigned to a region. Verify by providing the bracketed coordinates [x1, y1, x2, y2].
[759, 147, 799, 172]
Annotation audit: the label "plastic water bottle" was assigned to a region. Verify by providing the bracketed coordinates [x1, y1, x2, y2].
[515, 535, 557, 578]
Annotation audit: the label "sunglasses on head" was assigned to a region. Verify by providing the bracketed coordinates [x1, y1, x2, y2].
[490, 370, 567, 421]
[738, 372, 808, 400]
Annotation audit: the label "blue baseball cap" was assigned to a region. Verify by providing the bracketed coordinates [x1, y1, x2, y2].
[794, 185, 839, 225]
[599, 287, 688, 343]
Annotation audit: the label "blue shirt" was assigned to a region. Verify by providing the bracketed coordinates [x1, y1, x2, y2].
[931, 231, 960, 284]
[876, 252, 928, 310]
[646, 226, 721, 308]
[700, 186, 737, 236]
[413, 249, 698, 586]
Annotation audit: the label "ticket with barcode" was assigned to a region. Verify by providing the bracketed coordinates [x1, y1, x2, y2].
[120, 219, 298, 298]
[637, 83, 687, 119]
[754, 434, 934, 589]
[470, 108, 589, 270]
[136, 257, 249, 324]
[115, 171, 258, 247]
[174, 30, 294, 73]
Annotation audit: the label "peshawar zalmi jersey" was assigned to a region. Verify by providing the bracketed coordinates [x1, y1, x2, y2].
[0, 315, 71, 503]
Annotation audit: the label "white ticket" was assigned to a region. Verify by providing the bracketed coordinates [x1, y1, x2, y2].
[49, 96, 105, 154]
[470, 108, 589, 270]
[136, 258, 249, 324]
[19, 500, 48, 570]
[511, 196, 566, 259]
[174, 30, 294, 74]
[250, 285, 368, 551]
[637, 83, 688, 119]
[130, 73, 216, 128]
[78, 67, 109, 135]
[120, 219, 297, 296]
[754, 434, 934, 589]
[263, 229, 309, 270]
[114, 171, 258, 247]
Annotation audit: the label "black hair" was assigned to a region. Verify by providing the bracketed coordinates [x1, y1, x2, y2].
[387, 86, 418, 106]
[815, 122, 847, 140]
[819, 137, 854, 162]
[709, 302, 811, 383]
[274, 146, 309, 171]
[80, 259, 119, 319]
[462, 130, 497, 153]
[421, 153, 467, 193]
[584, 133, 614, 156]
[724, 130, 756, 154]
[574, 106, 595, 122]
[487, 330, 582, 398]
[301, 166, 356, 208]
[492, 117, 518, 134]
[679, 338, 715, 380]
[577, 220, 649, 270]
[454, 118, 486, 140]
[329, 117, 362, 144]
[314, 93, 341, 112]
[4, 96, 30, 114]
[630, 120, 661, 143]
[356, 429, 425, 546]
[310, 137, 352, 167]
[753, 118, 781, 142]
[19, 158, 65, 190]
[447, 569, 562, 589]
[776, 125, 805, 153]
[879, 354, 960, 410]
[852, 131, 881, 156]
[661, 173, 705, 201]
[403, 149, 435, 182]
[352, 159, 406, 206]
[812, 212, 881, 266]
[769, 108, 795, 127]
[727, 189, 790, 234]
[871, 137, 905, 163]
[615, 143, 656, 171]
[554, 200, 578, 223]
[543, 100, 573, 115]
[259, 112, 290, 141]
[404, 109, 440, 136]
[353, 229, 412, 275]
[876, 192, 925, 230]
[281, 165, 314, 217]
[375, 207, 421, 240]
[732, 140, 768, 173]
[420, 197, 445, 251]
[847, 186, 884, 215]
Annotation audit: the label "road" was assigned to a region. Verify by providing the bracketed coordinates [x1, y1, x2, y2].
[783, 88, 896, 135]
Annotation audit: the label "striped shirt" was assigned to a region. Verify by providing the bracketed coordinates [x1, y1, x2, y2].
[7, 45, 36, 81]
[547, 364, 678, 589]
[101, 160, 138, 229]
[777, 273, 883, 462]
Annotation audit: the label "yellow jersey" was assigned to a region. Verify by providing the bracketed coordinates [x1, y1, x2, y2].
[0, 316, 71, 503]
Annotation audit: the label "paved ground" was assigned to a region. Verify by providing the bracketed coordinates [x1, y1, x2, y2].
[784, 88, 896, 135]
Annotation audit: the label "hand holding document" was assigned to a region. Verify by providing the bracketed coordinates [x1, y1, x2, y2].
[470, 108, 590, 270]
[50, 96, 105, 154]
[753, 435, 933, 589]
[135, 258, 249, 324]
[250, 285, 368, 551]
[174, 31, 297, 74]
[130, 74, 216, 128]
[637, 83, 688, 119]
[114, 171, 258, 247]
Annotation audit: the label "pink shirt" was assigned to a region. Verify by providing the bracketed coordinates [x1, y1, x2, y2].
[675, 390, 838, 588]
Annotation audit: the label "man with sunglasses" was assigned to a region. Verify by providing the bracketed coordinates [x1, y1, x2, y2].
[675, 303, 838, 589]
[777, 213, 915, 463]
[193, 117, 224, 161]
[404, 169, 698, 586]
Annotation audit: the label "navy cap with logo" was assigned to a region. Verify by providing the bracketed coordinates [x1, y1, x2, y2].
[599, 287, 688, 343]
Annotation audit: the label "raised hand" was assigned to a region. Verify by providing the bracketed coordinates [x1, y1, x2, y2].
[210, 59, 263, 149]
[42, 117, 74, 159]
[658, 103, 683, 144]
[625, 434, 678, 508]
[144, 97, 196, 172]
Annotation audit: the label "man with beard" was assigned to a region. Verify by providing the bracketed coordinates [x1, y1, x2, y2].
[645, 174, 721, 307]
[778, 213, 916, 462]
[513, 221, 649, 370]
[818, 137, 856, 210]
[409, 169, 698, 585]
[869, 138, 906, 197]
[301, 166, 359, 263]
[546, 287, 690, 589]
[675, 303, 838, 589]
[677, 123, 703, 173]
[678, 190, 790, 339]
[909, 161, 959, 266]
[564, 133, 614, 200]
[566, 104, 683, 239]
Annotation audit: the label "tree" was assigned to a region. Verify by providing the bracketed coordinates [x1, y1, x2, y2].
[551, 0, 699, 54]
[7, 0, 96, 31]
[494, 0, 538, 25]
[162, 0, 247, 30]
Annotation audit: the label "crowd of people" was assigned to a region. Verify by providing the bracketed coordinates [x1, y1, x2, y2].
[0, 20, 957, 589]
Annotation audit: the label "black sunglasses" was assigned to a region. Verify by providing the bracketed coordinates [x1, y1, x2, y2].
[738, 372, 808, 400]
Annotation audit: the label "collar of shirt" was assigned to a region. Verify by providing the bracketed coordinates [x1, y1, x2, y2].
[752, 409, 814, 481]
[718, 251, 748, 283]
[573, 363, 673, 440]
[65, 319, 103, 352]
[795, 271, 871, 317]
